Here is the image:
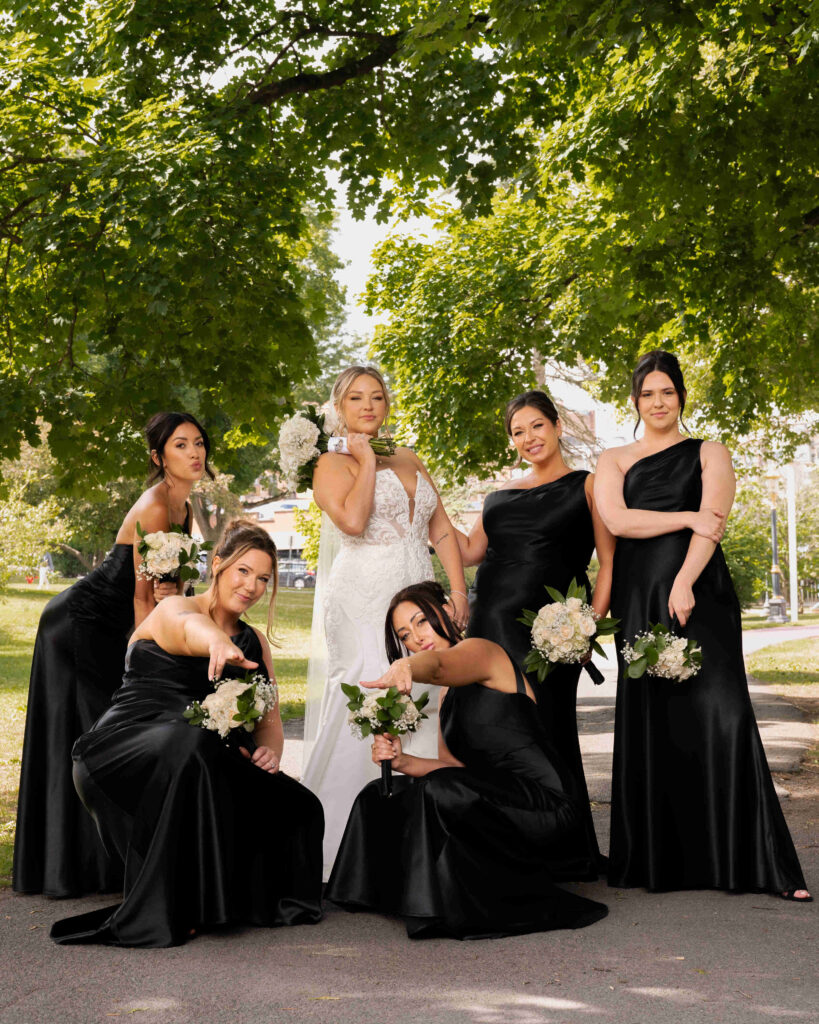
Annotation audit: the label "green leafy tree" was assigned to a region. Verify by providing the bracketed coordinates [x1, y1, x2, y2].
[364, 4, 819, 479]
[5, 1, 819, 494]
[294, 502, 323, 571]
[721, 480, 776, 608]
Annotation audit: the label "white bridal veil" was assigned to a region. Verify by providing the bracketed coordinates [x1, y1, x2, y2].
[302, 510, 341, 770]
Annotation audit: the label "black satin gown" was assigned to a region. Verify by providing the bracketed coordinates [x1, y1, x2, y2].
[467, 470, 602, 878]
[326, 657, 608, 939]
[13, 544, 134, 898]
[609, 439, 807, 893]
[50, 623, 323, 947]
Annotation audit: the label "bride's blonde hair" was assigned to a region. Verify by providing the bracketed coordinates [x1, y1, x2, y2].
[329, 365, 391, 435]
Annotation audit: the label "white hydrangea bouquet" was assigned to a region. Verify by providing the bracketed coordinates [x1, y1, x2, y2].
[519, 578, 619, 686]
[621, 623, 702, 682]
[184, 671, 278, 750]
[341, 683, 430, 796]
[135, 522, 212, 583]
[277, 406, 397, 493]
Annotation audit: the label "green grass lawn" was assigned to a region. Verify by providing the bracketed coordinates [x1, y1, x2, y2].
[740, 611, 819, 631]
[0, 583, 313, 887]
[746, 636, 819, 686]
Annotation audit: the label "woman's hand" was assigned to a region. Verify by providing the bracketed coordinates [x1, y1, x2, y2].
[241, 744, 280, 774]
[668, 575, 695, 627]
[347, 432, 376, 467]
[207, 636, 258, 682]
[448, 591, 469, 632]
[372, 734, 405, 772]
[689, 508, 725, 542]
[153, 580, 179, 602]
[360, 657, 413, 694]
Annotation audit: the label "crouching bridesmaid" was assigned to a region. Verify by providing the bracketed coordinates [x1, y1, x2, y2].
[51, 520, 324, 947]
[325, 581, 608, 939]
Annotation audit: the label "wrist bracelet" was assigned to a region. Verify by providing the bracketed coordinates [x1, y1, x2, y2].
[450, 590, 467, 598]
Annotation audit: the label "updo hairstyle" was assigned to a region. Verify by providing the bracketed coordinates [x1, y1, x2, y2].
[385, 581, 462, 663]
[210, 519, 278, 638]
[503, 390, 561, 466]
[329, 365, 391, 435]
[145, 412, 215, 485]
[630, 350, 689, 437]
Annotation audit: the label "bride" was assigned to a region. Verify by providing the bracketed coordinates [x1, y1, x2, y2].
[301, 365, 467, 878]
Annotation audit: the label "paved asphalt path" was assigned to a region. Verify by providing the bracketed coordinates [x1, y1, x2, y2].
[2, 628, 816, 1024]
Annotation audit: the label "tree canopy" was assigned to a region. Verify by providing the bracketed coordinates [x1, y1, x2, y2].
[365, 2, 819, 479]
[3, 1, 818, 489]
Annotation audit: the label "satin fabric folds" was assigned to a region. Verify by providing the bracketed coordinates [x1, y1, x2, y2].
[326, 666, 608, 939]
[13, 544, 134, 898]
[609, 439, 806, 893]
[51, 624, 323, 947]
[466, 470, 602, 878]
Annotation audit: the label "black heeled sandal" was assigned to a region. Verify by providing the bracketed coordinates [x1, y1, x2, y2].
[780, 889, 813, 903]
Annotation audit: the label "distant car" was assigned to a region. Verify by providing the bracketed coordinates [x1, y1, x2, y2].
[278, 559, 316, 589]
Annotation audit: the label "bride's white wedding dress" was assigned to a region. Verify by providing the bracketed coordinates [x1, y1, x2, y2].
[301, 468, 439, 879]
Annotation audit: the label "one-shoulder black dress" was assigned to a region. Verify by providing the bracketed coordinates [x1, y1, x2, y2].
[50, 623, 324, 947]
[609, 439, 807, 893]
[466, 471, 602, 878]
[326, 657, 608, 939]
[13, 544, 135, 897]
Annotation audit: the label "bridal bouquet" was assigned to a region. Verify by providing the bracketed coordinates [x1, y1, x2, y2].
[184, 671, 278, 747]
[136, 522, 211, 583]
[621, 623, 702, 682]
[341, 683, 430, 795]
[277, 406, 397, 492]
[519, 579, 619, 686]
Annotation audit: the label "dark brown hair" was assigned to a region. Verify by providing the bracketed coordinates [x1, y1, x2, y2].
[145, 412, 215, 485]
[210, 519, 278, 639]
[503, 390, 562, 466]
[503, 390, 559, 436]
[630, 350, 688, 437]
[385, 581, 462, 663]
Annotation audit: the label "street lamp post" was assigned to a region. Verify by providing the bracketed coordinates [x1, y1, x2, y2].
[765, 471, 788, 624]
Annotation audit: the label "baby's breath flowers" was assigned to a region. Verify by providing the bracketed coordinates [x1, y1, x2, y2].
[621, 624, 702, 682]
[184, 672, 278, 740]
[519, 579, 619, 684]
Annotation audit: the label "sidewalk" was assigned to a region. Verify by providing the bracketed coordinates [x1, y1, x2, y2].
[1, 628, 816, 1024]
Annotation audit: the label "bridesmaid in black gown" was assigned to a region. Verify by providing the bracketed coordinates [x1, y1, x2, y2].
[595, 350, 810, 900]
[14, 412, 213, 898]
[51, 520, 323, 947]
[326, 582, 608, 939]
[458, 391, 615, 879]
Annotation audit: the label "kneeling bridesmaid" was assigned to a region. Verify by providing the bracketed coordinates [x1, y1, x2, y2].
[326, 582, 608, 939]
[51, 520, 324, 948]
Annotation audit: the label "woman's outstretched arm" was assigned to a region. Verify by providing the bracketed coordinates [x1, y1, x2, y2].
[133, 597, 259, 679]
[361, 638, 511, 695]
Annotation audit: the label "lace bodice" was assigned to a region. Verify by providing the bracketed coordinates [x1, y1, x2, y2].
[325, 468, 437, 624]
[340, 469, 438, 548]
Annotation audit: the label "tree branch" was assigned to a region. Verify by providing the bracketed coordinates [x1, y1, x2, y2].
[247, 31, 405, 105]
